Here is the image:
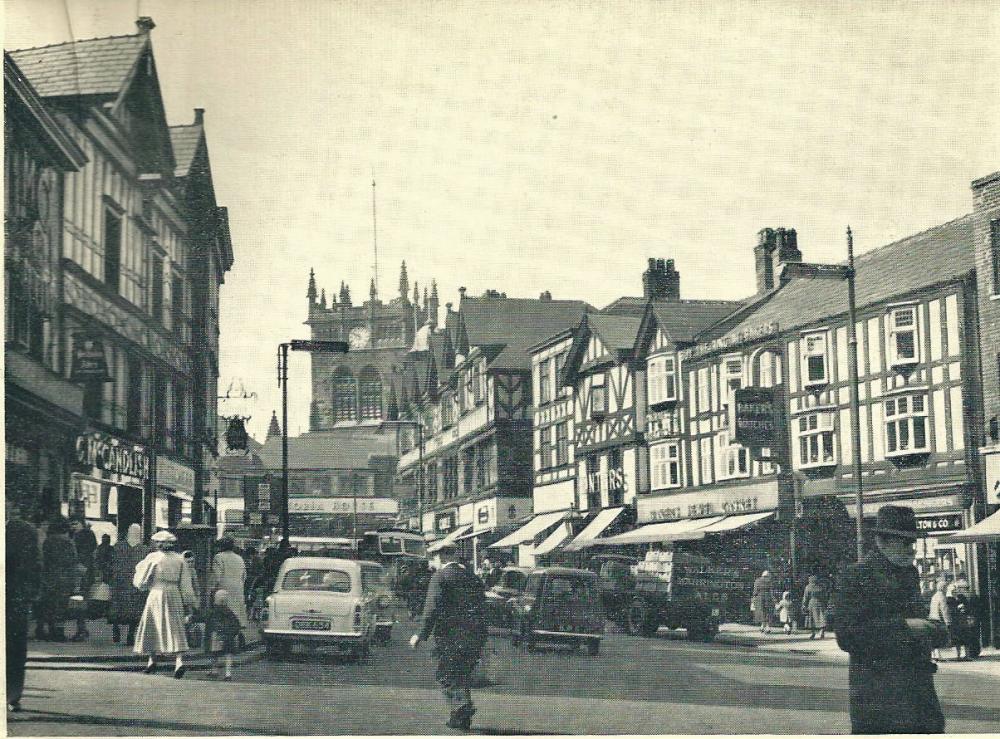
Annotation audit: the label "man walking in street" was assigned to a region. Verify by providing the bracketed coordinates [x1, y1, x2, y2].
[410, 543, 488, 731]
[6, 498, 40, 712]
[834, 505, 949, 734]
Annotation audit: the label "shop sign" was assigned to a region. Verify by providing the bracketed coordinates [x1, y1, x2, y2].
[70, 333, 112, 382]
[681, 321, 780, 360]
[6, 444, 30, 465]
[156, 457, 194, 495]
[607, 466, 627, 493]
[478, 506, 490, 524]
[288, 497, 398, 515]
[733, 387, 780, 449]
[986, 452, 1000, 504]
[638, 481, 780, 523]
[916, 513, 964, 536]
[75, 433, 149, 481]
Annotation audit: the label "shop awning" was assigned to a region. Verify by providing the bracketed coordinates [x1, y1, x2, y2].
[532, 525, 571, 556]
[939, 511, 1000, 543]
[489, 511, 565, 549]
[428, 524, 473, 552]
[565, 507, 626, 551]
[593, 516, 726, 546]
[696, 511, 774, 533]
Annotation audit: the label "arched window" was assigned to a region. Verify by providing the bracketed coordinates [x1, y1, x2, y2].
[332, 367, 357, 422]
[755, 349, 783, 388]
[358, 366, 383, 421]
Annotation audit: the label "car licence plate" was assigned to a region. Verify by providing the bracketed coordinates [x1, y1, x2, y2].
[291, 618, 331, 631]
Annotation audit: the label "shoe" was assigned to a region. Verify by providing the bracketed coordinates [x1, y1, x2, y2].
[143, 662, 157, 674]
[174, 666, 186, 679]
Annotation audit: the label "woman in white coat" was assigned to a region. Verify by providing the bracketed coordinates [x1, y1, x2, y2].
[133, 530, 197, 677]
[210, 537, 249, 636]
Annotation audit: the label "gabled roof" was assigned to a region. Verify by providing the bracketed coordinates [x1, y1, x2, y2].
[168, 124, 202, 178]
[600, 296, 648, 314]
[646, 299, 745, 345]
[258, 429, 396, 470]
[8, 34, 147, 99]
[706, 215, 975, 349]
[586, 313, 643, 354]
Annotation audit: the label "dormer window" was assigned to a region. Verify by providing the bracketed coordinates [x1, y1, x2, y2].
[590, 373, 607, 418]
[648, 354, 679, 406]
[802, 331, 829, 388]
[888, 306, 919, 368]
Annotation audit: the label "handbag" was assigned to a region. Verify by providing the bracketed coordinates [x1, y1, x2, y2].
[89, 581, 111, 603]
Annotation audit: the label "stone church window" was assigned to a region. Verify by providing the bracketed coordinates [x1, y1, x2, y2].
[332, 367, 358, 422]
[359, 366, 383, 420]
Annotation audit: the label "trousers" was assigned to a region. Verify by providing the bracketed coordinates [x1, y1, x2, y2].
[6, 609, 30, 704]
[435, 646, 481, 715]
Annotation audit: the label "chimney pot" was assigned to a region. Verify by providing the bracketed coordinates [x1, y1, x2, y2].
[136, 17, 156, 34]
[194, 108, 205, 124]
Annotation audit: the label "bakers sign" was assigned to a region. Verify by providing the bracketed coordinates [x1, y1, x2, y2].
[733, 387, 781, 449]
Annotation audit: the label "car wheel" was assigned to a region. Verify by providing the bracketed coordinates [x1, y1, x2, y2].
[586, 639, 600, 656]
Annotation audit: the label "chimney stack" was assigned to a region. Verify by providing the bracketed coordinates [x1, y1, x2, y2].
[136, 17, 156, 34]
[193, 108, 205, 125]
[755, 227, 802, 293]
[642, 258, 681, 300]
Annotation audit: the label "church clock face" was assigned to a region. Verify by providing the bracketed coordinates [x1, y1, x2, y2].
[349, 326, 371, 349]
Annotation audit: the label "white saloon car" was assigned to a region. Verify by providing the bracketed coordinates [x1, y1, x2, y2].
[262, 557, 377, 660]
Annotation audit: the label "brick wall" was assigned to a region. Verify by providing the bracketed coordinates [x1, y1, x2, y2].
[973, 172, 1000, 444]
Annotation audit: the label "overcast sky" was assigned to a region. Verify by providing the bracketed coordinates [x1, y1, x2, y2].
[6, 0, 999, 440]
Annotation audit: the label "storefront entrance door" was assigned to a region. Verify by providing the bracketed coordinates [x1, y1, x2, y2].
[116, 487, 143, 539]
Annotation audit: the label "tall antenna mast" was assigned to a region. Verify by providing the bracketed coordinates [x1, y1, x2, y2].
[371, 176, 379, 298]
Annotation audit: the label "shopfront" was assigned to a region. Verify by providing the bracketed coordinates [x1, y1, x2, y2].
[156, 456, 196, 530]
[72, 430, 150, 540]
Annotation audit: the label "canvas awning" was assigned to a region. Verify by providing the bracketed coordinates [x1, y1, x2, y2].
[532, 525, 572, 556]
[593, 516, 726, 546]
[695, 511, 774, 533]
[489, 511, 565, 549]
[939, 511, 1000, 543]
[565, 507, 626, 551]
[427, 524, 473, 552]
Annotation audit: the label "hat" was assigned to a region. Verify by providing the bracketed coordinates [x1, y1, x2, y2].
[151, 530, 177, 543]
[872, 505, 918, 540]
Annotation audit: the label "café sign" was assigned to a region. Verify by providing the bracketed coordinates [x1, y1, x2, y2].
[638, 481, 780, 523]
[75, 433, 149, 481]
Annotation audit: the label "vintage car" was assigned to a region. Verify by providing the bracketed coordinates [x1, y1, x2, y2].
[262, 557, 377, 660]
[509, 567, 604, 655]
[484, 566, 532, 627]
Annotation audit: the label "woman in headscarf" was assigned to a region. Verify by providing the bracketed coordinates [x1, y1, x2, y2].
[209, 537, 249, 633]
[109, 524, 151, 645]
[801, 574, 828, 639]
[133, 530, 197, 677]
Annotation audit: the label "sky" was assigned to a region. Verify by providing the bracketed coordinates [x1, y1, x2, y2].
[6, 0, 999, 440]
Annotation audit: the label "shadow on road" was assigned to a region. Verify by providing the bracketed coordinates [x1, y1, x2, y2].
[8, 708, 262, 735]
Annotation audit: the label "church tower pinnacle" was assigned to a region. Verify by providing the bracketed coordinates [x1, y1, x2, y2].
[399, 261, 409, 302]
[307, 268, 317, 303]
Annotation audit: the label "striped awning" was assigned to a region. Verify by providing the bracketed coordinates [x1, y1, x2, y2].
[489, 511, 565, 549]
[565, 507, 626, 551]
[532, 525, 571, 556]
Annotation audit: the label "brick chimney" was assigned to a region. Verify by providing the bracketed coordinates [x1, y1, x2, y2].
[193, 108, 205, 125]
[642, 258, 681, 300]
[755, 227, 801, 293]
[135, 17, 156, 34]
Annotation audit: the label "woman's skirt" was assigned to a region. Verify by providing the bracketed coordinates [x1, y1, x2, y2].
[133, 586, 188, 655]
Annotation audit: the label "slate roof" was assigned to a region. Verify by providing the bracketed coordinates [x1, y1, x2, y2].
[586, 313, 643, 353]
[712, 215, 975, 346]
[258, 429, 397, 470]
[601, 296, 647, 314]
[8, 34, 147, 98]
[168, 124, 201, 178]
[649, 300, 745, 344]
[453, 295, 591, 370]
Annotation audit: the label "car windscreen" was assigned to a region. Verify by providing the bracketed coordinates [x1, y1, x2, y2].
[281, 568, 352, 593]
[402, 539, 426, 556]
[546, 576, 597, 600]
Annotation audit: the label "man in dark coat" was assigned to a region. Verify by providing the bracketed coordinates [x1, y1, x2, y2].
[70, 519, 97, 640]
[410, 543, 488, 730]
[834, 505, 948, 734]
[6, 499, 40, 712]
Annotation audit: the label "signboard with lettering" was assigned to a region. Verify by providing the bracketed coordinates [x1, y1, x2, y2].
[733, 387, 781, 449]
[915, 513, 964, 536]
[287, 498, 398, 515]
[478, 506, 490, 524]
[680, 322, 780, 361]
[638, 481, 781, 523]
[75, 433, 149, 481]
[436, 512, 456, 533]
[156, 457, 195, 495]
[70, 333, 112, 382]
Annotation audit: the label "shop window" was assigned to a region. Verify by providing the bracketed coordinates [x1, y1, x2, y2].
[586, 455, 601, 509]
[801, 332, 829, 387]
[358, 367, 382, 421]
[716, 431, 749, 480]
[651, 442, 682, 490]
[885, 393, 929, 457]
[332, 367, 358, 422]
[103, 207, 121, 292]
[555, 422, 569, 466]
[797, 411, 836, 468]
[648, 354, 679, 406]
[538, 426, 552, 470]
[590, 374, 607, 418]
[538, 358, 552, 404]
[888, 306, 920, 368]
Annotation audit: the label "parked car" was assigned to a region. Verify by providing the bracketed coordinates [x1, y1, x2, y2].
[510, 567, 604, 655]
[621, 550, 720, 641]
[359, 560, 397, 645]
[484, 566, 532, 627]
[262, 557, 377, 660]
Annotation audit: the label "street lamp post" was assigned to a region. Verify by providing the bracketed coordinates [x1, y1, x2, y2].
[277, 339, 349, 542]
[780, 226, 865, 561]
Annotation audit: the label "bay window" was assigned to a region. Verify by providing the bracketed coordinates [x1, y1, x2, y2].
[885, 393, 929, 457]
[797, 411, 836, 468]
[716, 431, 749, 480]
[651, 442, 682, 490]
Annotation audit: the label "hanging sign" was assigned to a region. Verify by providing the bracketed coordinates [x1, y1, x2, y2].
[70, 333, 112, 382]
[733, 387, 781, 449]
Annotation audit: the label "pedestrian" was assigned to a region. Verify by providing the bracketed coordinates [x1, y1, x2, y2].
[802, 575, 828, 639]
[6, 498, 40, 713]
[69, 519, 97, 641]
[109, 523, 151, 645]
[204, 589, 242, 680]
[751, 569, 778, 634]
[133, 530, 198, 678]
[37, 518, 78, 642]
[776, 591, 796, 634]
[182, 550, 202, 605]
[409, 542, 488, 731]
[95, 534, 114, 584]
[833, 505, 949, 734]
[928, 577, 953, 661]
[949, 577, 981, 660]
[209, 537, 249, 638]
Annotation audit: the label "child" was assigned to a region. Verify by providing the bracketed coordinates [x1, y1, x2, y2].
[776, 591, 795, 634]
[205, 589, 242, 680]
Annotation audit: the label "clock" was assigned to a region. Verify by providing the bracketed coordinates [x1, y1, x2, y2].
[349, 326, 371, 349]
